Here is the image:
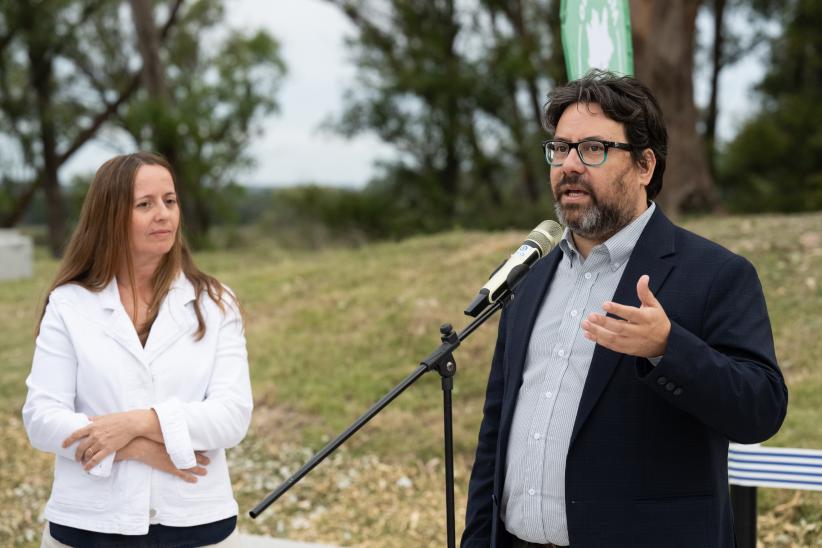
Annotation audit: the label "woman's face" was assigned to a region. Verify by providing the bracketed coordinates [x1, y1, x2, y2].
[130, 164, 180, 264]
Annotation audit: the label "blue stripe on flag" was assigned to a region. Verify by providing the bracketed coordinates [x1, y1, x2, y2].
[729, 475, 822, 487]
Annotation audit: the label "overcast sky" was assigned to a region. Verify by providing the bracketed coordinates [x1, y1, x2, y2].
[61, 0, 771, 189]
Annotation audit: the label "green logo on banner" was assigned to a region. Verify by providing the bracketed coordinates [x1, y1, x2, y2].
[561, 0, 634, 80]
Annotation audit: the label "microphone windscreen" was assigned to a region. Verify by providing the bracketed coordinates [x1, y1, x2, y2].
[527, 220, 563, 254]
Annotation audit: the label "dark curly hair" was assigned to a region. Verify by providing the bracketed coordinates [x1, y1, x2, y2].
[543, 70, 668, 200]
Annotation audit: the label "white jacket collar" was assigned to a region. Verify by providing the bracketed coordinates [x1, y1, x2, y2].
[98, 272, 196, 309]
[99, 272, 198, 367]
[169, 271, 197, 305]
[98, 277, 122, 311]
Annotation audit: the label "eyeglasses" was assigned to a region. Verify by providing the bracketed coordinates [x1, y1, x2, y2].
[542, 139, 633, 167]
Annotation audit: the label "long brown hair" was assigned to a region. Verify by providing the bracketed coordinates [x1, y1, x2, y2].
[38, 151, 235, 340]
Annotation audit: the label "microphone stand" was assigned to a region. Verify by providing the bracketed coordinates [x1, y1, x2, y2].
[249, 293, 512, 548]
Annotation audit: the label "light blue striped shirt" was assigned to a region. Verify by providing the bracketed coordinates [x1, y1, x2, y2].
[501, 203, 656, 545]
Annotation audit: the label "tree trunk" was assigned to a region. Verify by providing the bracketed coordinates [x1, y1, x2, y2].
[22, 7, 67, 256]
[505, 81, 541, 203]
[502, 0, 543, 203]
[631, 0, 720, 215]
[128, 0, 208, 243]
[129, 0, 166, 97]
[34, 74, 67, 257]
[442, 0, 460, 220]
[704, 0, 727, 178]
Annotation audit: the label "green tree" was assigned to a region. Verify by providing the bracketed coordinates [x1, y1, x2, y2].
[0, 0, 286, 252]
[0, 0, 180, 255]
[324, 0, 564, 234]
[114, 0, 286, 247]
[472, 0, 565, 205]
[697, 0, 782, 181]
[718, 0, 822, 212]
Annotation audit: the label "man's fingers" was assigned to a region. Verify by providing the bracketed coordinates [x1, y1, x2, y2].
[188, 465, 208, 476]
[582, 319, 621, 347]
[587, 313, 631, 334]
[195, 453, 210, 466]
[601, 302, 642, 323]
[636, 275, 659, 307]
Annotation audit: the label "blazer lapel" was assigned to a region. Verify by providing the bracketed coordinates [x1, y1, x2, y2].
[570, 208, 678, 444]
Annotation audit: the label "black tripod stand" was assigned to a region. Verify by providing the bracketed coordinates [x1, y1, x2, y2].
[250, 296, 510, 547]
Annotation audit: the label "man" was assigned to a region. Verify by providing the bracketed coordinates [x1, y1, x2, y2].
[461, 71, 788, 548]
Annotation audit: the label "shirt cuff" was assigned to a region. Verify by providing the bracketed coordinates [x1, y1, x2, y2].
[152, 399, 196, 469]
[87, 452, 115, 478]
[648, 355, 663, 366]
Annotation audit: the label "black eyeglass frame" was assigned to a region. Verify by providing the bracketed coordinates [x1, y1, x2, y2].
[541, 139, 634, 167]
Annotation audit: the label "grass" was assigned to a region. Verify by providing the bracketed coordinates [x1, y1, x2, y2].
[1, 211, 821, 546]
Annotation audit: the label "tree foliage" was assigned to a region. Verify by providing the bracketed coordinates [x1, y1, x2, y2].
[326, 0, 741, 230]
[0, 0, 286, 253]
[0, 0, 148, 255]
[718, 0, 822, 212]
[118, 0, 286, 246]
[324, 0, 565, 234]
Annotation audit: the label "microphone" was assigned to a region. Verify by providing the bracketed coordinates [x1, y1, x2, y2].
[464, 220, 563, 317]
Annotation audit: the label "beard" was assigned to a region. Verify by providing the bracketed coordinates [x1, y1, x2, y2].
[552, 171, 637, 242]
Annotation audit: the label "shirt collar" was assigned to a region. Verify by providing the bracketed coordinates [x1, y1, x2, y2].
[558, 201, 656, 267]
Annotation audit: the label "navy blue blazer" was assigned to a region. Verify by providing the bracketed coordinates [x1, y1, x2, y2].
[462, 208, 788, 548]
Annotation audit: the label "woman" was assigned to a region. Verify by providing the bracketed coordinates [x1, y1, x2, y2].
[23, 152, 253, 547]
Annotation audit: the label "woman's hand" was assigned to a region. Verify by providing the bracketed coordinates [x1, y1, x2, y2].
[116, 438, 209, 483]
[63, 410, 158, 471]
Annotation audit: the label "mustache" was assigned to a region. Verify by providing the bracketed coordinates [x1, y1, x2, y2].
[555, 174, 594, 195]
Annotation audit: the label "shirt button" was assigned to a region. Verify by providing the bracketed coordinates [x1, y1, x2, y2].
[545, 391, 553, 398]
[528, 488, 536, 496]
[533, 432, 541, 440]
[570, 309, 578, 317]
[149, 509, 157, 518]
[584, 272, 592, 280]
[558, 349, 565, 357]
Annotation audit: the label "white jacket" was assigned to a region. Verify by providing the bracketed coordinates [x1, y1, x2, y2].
[23, 275, 253, 534]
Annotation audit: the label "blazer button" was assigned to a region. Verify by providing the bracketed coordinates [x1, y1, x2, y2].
[657, 376, 668, 386]
[673, 387, 684, 396]
[665, 382, 676, 391]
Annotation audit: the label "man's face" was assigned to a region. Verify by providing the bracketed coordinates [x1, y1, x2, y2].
[550, 102, 650, 243]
